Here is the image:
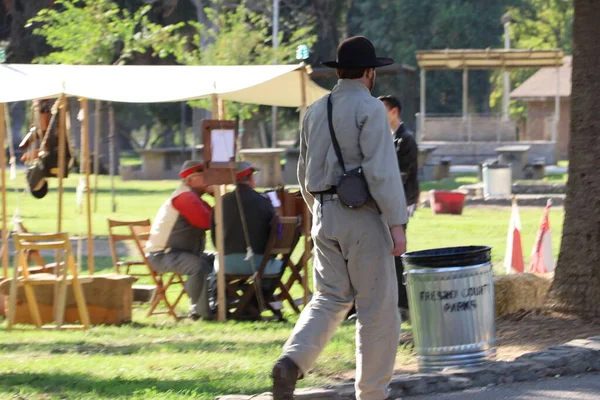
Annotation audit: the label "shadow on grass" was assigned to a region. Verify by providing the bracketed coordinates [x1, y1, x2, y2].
[0, 371, 268, 398]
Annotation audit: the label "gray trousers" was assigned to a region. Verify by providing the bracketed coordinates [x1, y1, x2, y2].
[282, 198, 400, 400]
[148, 251, 214, 319]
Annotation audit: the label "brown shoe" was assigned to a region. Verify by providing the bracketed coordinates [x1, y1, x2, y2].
[272, 357, 299, 400]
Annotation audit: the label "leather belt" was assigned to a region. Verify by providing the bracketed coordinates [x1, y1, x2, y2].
[311, 186, 337, 195]
[311, 187, 338, 202]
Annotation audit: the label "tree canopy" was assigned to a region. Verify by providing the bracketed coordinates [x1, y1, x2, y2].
[0, 0, 574, 138]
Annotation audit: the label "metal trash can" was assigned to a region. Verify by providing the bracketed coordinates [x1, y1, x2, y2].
[482, 163, 512, 198]
[402, 246, 496, 371]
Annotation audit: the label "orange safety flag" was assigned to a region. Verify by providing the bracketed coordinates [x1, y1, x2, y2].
[529, 199, 555, 274]
[504, 197, 524, 274]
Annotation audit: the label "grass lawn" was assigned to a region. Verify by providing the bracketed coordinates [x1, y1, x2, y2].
[0, 312, 385, 399]
[0, 171, 565, 399]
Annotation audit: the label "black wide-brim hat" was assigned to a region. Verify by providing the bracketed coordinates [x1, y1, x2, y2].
[322, 36, 393, 68]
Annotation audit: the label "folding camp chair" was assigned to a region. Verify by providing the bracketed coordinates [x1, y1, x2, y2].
[13, 220, 62, 275]
[107, 219, 154, 279]
[274, 190, 314, 313]
[224, 216, 302, 320]
[6, 232, 91, 331]
[107, 219, 187, 320]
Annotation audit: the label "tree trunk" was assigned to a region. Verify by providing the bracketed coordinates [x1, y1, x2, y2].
[544, 0, 600, 320]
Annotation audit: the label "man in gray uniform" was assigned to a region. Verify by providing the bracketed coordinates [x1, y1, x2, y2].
[272, 36, 408, 400]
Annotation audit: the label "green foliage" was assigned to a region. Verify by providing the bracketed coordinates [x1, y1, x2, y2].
[149, 2, 316, 119]
[348, 0, 517, 114]
[489, 0, 573, 115]
[27, 0, 183, 65]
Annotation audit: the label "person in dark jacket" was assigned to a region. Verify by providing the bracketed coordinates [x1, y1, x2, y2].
[379, 95, 420, 320]
[210, 161, 282, 277]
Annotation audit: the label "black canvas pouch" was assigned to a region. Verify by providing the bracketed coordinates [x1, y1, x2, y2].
[326, 95, 370, 208]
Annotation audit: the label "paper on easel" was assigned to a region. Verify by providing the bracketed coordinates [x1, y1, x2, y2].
[266, 191, 281, 208]
[211, 129, 235, 162]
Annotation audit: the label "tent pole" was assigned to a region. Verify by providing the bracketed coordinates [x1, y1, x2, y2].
[212, 94, 227, 322]
[93, 100, 101, 212]
[214, 185, 226, 322]
[180, 102, 186, 158]
[462, 68, 468, 120]
[299, 68, 310, 305]
[553, 66, 560, 143]
[419, 69, 426, 143]
[0, 104, 8, 278]
[211, 95, 219, 120]
[82, 99, 94, 274]
[108, 103, 116, 213]
[57, 95, 67, 232]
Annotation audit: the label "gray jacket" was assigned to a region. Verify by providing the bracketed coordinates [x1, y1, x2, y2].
[297, 79, 408, 227]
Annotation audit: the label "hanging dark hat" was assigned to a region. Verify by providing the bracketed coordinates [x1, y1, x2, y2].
[179, 160, 205, 179]
[322, 36, 394, 69]
[26, 165, 49, 199]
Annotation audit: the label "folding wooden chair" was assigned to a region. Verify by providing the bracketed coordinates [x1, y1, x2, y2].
[107, 219, 154, 279]
[130, 226, 187, 320]
[274, 190, 314, 313]
[6, 232, 91, 331]
[13, 220, 62, 275]
[225, 216, 302, 320]
[107, 219, 187, 321]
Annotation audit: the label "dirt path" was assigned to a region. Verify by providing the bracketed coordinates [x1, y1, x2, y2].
[333, 310, 600, 380]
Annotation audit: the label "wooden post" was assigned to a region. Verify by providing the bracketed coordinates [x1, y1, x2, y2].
[211, 95, 219, 120]
[212, 95, 227, 322]
[299, 68, 311, 304]
[299, 67, 308, 129]
[214, 185, 226, 322]
[57, 95, 67, 232]
[419, 69, 426, 143]
[81, 99, 94, 274]
[462, 68, 469, 120]
[218, 99, 226, 122]
[553, 66, 561, 143]
[108, 103, 116, 213]
[0, 104, 8, 278]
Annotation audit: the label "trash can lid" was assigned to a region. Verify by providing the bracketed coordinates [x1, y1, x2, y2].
[483, 163, 510, 169]
[401, 246, 491, 268]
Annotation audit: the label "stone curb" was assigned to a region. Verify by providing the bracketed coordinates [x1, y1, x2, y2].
[217, 335, 600, 399]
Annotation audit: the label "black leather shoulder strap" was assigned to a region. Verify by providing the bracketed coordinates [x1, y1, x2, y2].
[327, 94, 346, 173]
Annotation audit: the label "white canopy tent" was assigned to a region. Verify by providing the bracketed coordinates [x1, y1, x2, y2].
[0, 63, 328, 105]
[0, 63, 327, 322]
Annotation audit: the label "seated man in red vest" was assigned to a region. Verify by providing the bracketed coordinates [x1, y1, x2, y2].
[146, 160, 215, 321]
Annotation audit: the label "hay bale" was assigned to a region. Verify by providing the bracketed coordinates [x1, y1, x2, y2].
[494, 273, 553, 317]
[0, 273, 137, 325]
